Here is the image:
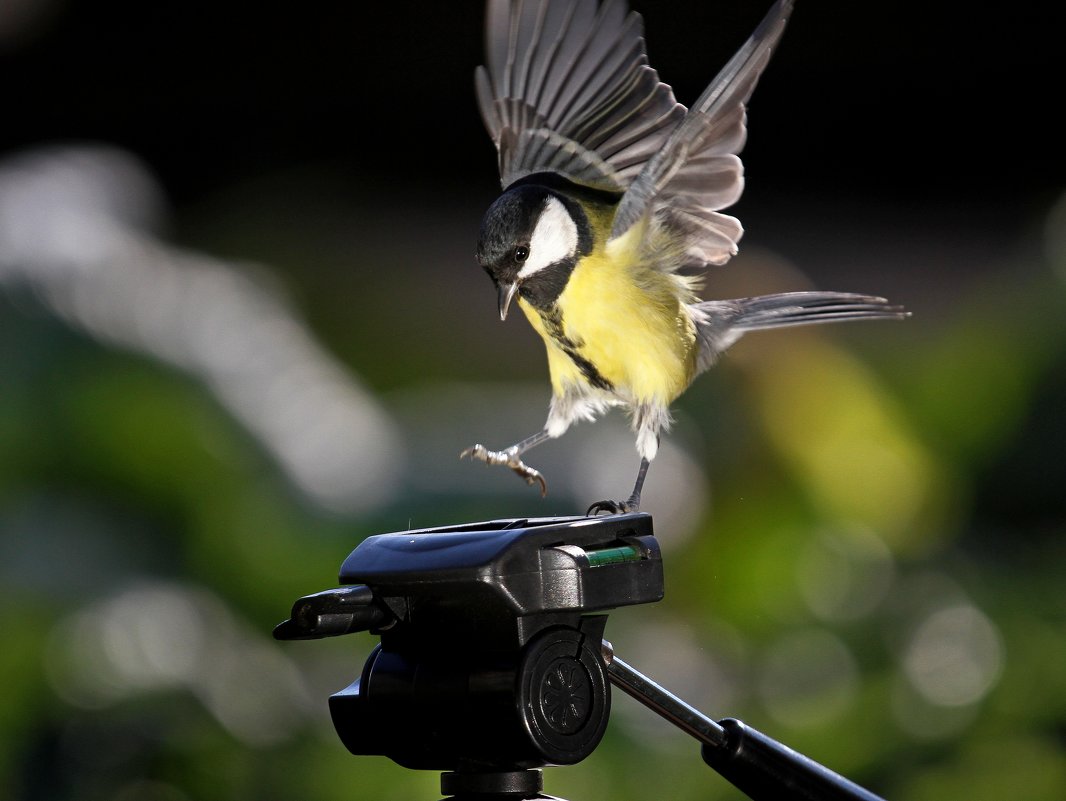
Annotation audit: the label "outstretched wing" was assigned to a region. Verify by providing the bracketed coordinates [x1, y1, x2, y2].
[610, 0, 794, 268]
[475, 0, 684, 192]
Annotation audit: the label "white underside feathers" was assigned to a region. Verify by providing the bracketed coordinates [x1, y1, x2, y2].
[546, 384, 671, 461]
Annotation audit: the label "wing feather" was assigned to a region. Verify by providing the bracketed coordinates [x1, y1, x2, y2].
[476, 0, 683, 191]
[477, 0, 793, 272]
[610, 0, 794, 269]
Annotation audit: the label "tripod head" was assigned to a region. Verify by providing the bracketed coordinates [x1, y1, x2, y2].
[275, 513, 886, 801]
[275, 513, 661, 798]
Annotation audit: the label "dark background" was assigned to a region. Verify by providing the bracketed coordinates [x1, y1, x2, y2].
[5, 0, 1063, 205]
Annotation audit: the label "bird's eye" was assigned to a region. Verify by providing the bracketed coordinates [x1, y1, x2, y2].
[513, 245, 529, 263]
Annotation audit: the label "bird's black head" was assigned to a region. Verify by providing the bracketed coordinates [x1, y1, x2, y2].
[476, 182, 591, 319]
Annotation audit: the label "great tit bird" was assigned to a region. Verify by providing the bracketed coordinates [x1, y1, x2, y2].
[461, 0, 908, 514]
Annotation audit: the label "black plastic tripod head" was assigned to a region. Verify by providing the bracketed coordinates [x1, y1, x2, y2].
[274, 513, 661, 798]
[275, 512, 886, 801]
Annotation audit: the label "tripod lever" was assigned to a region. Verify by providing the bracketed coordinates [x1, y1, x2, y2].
[600, 641, 885, 801]
[273, 585, 392, 640]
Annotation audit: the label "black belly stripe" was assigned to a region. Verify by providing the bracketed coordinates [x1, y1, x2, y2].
[566, 349, 614, 391]
[540, 306, 614, 392]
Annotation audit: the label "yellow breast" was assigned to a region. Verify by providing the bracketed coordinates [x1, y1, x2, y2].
[519, 236, 699, 405]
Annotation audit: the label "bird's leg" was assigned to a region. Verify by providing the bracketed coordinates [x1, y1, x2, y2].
[587, 456, 651, 515]
[460, 429, 550, 496]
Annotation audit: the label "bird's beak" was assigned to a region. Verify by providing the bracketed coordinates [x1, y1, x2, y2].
[498, 281, 519, 321]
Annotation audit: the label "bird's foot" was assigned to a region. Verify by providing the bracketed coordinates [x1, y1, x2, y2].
[460, 444, 547, 497]
[586, 497, 639, 516]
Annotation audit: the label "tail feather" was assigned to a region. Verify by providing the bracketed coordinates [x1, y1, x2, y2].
[692, 291, 909, 371]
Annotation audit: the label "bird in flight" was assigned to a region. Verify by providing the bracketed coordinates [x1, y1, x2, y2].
[462, 0, 908, 514]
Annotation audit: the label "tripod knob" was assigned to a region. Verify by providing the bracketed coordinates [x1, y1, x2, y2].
[328, 619, 611, 772]
[517, 625, 611, 765]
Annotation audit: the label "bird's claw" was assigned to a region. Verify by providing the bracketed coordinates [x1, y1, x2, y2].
[586, 499, 637, 516]
[460, 444, 548, 497]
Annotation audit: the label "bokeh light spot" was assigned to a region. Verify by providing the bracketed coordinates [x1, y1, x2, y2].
[796, 526, 895, 622]
[758, 628, 858, 728]
[902, 603, 1004, 708]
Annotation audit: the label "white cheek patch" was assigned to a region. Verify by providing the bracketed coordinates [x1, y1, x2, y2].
[517, 195, 578, 280]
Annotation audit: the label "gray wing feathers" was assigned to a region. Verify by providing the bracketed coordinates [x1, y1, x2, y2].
[692, 291, 910, 372]
[476, 0, 684, 190]
[611, 0, 794, 267]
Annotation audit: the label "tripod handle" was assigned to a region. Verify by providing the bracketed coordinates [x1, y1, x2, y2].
[273, 585, 391, 640]
[700, 718, 885, 801]
[601, 642, 885, 801]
